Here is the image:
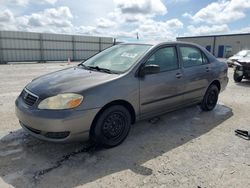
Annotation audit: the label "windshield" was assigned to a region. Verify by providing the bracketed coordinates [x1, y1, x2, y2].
[246, 51, 250, 57]
[80, 44, 152, 73]
[236, 50, 250, 56]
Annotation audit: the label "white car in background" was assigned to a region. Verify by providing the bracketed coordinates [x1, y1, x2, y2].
[233, 54, 250, 82]
[227, 50, 250, 67]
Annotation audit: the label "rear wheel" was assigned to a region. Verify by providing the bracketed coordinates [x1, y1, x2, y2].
[200, 85, 219, 111]
[91, 105, 131, 148]
[233, 72, 243, 82]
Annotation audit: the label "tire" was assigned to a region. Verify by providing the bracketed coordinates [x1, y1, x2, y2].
[233, 72, 243, 82]
[200, 85, 219, 111]
[91, 105, 131, 148]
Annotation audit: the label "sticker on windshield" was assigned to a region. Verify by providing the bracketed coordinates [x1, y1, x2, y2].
[121, 52, 138, 58]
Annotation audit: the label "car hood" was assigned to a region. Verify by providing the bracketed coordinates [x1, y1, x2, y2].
[26, 67, 120, 99]
[229, 55, 241, 61]
[237, 57, 250, 64]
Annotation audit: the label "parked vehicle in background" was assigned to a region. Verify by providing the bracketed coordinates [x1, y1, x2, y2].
[227, 50, 250, 67]
[15, 42, 228, 148]
[233, 54, 250, 82]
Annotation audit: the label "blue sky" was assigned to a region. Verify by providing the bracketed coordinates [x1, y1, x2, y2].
[0, 0, 250, 41]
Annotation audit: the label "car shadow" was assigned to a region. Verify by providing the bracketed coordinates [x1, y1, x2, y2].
[236, 80, 250, 87]
[0, 104, 233, 188]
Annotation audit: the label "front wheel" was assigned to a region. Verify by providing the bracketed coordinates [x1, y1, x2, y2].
[91, 105, 131, 148]
[233, 72, 243, 82]
[200, 85, 219, 111]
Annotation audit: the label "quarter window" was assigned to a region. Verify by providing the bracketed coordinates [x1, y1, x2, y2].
[202, 53, 209, 64]
[145, 47, 178, 72]
[180, 47, 205, 68]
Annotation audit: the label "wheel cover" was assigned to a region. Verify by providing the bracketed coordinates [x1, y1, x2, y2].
[102, 111, 126, 140]
[206, 90, 218, 109]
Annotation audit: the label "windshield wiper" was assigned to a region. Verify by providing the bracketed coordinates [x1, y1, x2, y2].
[87, 66, 118, 74]
[78, 64, 91, 70]
[78, 64, 118, 74]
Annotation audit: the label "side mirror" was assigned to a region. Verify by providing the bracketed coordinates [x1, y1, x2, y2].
[141, 64, 160, 76]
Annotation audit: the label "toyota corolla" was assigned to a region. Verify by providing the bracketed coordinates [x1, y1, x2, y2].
[15, 42, 228, 148]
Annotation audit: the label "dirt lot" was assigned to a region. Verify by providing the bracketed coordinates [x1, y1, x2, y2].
[0, 62, 249, 188]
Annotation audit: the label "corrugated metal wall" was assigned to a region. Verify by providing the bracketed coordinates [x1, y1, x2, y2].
[0, 31, 114, 63]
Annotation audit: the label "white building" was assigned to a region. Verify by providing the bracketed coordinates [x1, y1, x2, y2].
[177, 33, 250, 58]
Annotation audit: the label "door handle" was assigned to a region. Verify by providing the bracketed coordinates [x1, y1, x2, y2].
[176, 73, 182, 79]
[206, 67, 210, 72]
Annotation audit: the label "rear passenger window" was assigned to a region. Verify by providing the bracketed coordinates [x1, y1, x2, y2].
[145, 47, 178, 72]
[180, 47, 204, 68]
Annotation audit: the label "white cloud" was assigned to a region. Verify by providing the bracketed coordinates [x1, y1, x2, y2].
[0, 0, 175, 41]
[0, 9, 16, 30]
[0, 7, 74, 32]
[114, 0, 167, 16]
[0, 0, 209, 41]
[14, 0, 29, 6]
[137, 18, 183, 41]
[105, 0, 167, 24]
[0, 0, 208, 41]
[10, 0, 57, 6]
[43, 0, 57, 4]
[0, 9, 14, 22]
[96, 18, 116, 28]
[168, 0, 189, 3]
[78, 0, 182, 41]
[233, 26, 250, 33]
[75, 26, 100, 35]
[186, 24, 230, 36]
[165, 18, 183, 28]
[184, 0, 250, 24]
[25, 7, 73, 28]
[106, 17, 183, 41]
[44, 6, 73, 19]
[90, 0, 182, 41]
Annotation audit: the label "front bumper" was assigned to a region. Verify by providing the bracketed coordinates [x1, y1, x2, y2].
[234, 65, 250, 78]
[15, 95, 100, 142]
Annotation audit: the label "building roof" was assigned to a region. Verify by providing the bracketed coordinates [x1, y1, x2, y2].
[177, 32, 250, 39]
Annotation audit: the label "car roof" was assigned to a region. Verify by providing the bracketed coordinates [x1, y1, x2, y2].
[119, 41, 201, 47]
[237, 50, 250, 53]
[239, 49, 250, 52]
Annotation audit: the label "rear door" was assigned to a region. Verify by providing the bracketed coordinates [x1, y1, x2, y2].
[178, 45, 211, 103]
[139, 45, 185, 118]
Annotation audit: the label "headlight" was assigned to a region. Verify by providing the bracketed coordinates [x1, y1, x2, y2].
[38, 93, 83, 110]
[233, 61, 242, 67]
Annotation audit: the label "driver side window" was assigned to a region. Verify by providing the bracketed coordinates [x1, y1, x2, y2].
[145, 47, 179, 72]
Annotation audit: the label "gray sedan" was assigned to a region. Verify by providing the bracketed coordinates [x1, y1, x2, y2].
[15, 42, 228, 147]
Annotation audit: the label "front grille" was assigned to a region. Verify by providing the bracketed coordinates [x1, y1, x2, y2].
[22, 89, 38, 106]
[45, 132, 70, 139]
[244, 66, 250, 71]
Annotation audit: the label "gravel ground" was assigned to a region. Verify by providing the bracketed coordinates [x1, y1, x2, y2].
[0, 62, 249, 188]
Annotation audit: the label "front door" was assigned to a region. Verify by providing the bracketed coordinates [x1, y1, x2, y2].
[139, 46, 185, 118]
